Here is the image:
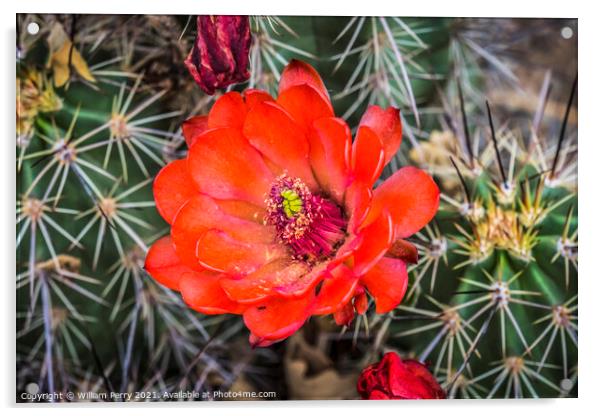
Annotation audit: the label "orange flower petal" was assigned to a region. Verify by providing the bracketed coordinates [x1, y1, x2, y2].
[171, 195, 274, 271]
[220, 259, 309, 304]
[344, 182, 372, 234]
[359, 105, 402, 165]
[215, 199, 264, 223]
[187, 127, 274, 206]
[207, 91, 247, 130]
[196, 229, 286, 275]
[351, 126, 385, 185]
[361, 257, 408, 313]
[308, 117, 351, 203]
[277, 84, 334, 132]
[249, 333, 281, 347]
[353, 210, 395, 276]
[243, 89, 274, 110]
[182, 115, 209, 148]
[179, 271, 244, 315]
[278, 59, 331, 106]
[334, 301, 355, 326]
[367, 166, 440, 238]
[332, 234, 364, 267]
[243, 101, 317, 189]
[243, 293, 313, 341]
[272, 262, 328, 298]
[313, 265, 358, 315]
[354, 290, 368, 315]
[153, 159, 198, 224]
[171, 195, 224, 271]
[144, 236, 189, 291]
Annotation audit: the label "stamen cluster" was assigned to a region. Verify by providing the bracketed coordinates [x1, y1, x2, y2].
[265, 174, 346, 261]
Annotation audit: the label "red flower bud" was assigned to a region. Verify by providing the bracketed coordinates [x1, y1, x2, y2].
[357, 352, 446, 400]
[184, 15, 251, 95]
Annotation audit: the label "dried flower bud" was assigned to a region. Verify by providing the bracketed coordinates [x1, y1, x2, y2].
[184, 15, 251, 95]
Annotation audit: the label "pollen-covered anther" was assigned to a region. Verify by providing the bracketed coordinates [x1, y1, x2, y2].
[265, 174, 346, 261]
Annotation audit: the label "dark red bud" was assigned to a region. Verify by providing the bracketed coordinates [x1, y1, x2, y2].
[357, 352, 446, 400]
[184, 15, 252, 95]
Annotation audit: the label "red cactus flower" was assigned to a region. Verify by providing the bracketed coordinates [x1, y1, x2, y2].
[357, 352, 446, 400]
[184, 15, 251, 95]
[145, 60, 439, 346]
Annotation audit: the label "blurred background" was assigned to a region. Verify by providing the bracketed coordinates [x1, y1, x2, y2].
[16, 15, 577, 400]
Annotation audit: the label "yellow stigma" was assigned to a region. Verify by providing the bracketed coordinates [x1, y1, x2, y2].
[281, 189, 302, 218]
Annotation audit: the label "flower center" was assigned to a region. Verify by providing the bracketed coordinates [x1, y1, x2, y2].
[265, 174, 346, 262]
[280, 189, 303, 218]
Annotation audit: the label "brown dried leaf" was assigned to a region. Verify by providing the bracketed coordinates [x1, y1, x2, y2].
[47, 23, 96, 87]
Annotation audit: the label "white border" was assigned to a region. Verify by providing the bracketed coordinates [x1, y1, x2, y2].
[3, 1, 599, 415]
[10, 0, 581, 18]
